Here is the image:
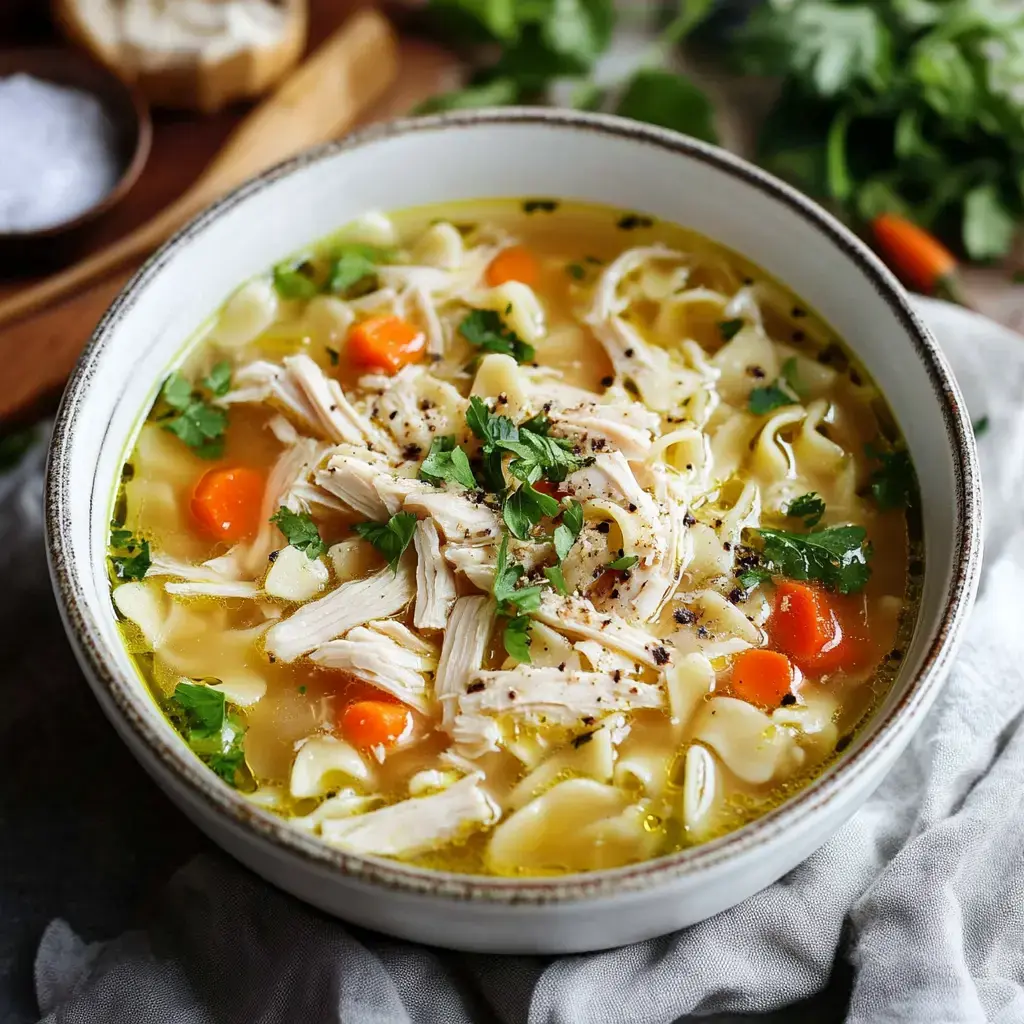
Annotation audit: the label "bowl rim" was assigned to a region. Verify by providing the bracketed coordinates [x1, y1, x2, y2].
[0, 46, 152, 240]
[45, 107, 982, 904]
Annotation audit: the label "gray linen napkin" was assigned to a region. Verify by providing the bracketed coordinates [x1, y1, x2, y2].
[7, 299, 1023, 1024]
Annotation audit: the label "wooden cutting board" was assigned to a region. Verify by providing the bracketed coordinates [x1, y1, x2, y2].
[0, 1, 459, 427]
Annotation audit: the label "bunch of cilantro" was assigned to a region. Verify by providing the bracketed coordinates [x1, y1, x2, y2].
[416, 0, 721, 144]
[736, 0, 1024, 259]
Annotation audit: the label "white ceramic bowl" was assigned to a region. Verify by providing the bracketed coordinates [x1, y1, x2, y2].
[45, 110, 982, 954]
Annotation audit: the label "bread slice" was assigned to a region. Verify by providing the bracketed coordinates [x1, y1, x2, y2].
[52, 0, 308, 113]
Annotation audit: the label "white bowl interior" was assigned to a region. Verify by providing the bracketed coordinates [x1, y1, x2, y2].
[56, 113, 971, 874]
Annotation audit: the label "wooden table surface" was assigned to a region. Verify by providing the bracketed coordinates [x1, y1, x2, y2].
[1, 2, 1020, 429]
[0, 1, 459, 426]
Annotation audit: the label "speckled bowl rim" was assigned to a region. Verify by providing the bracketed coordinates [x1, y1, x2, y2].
[45, 108, 982, 905]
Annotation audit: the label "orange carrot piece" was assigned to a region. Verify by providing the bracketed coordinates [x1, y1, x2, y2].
[347, 315, 426, 374]
[770, 581, 838, 662]
[486, 245, 540, 287]
[732, 649, 793, 709]
[340, 700, 412, 750]
[872, 213, 958, 295]
[190, 467, 264, 543]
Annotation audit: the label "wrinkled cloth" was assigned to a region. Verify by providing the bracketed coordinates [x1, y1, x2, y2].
[2, 299, 1022, 1024]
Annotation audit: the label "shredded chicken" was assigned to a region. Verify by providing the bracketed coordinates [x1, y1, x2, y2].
[319, 775, 499, 856]
[310, 622, 438, 713]
[413, 519, 457, 630]
[265, 561, 415, 663]
[434, 596, 494, 731]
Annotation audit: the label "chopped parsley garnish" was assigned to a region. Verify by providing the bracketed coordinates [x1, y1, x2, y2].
[749, 524, 873, 594]
[553, 499, 584, 561]
[202, 360, 232, 397]
[326, 347, 340, 367]
[109, 525, 151, 581]
[419, 436, 477, 490]
[718, 318, 744, 341]
[503, 480, 560, 540]
[785, 492, 825, 528]
[748, 357, 804, 415]
[354, 511, 417, 572]
[327, 244, 392, 297]
[272, 259, 320, 300]
[606, 554, 639, 572]
[270, 507, 325, 560]
[159, 371, 229, 459]
[566, 262, 587, 281]
[866, 443, 918, 510]
[973, 415, 989, 437]
[459, 309, 535, 364]
[543, 564, 568, 596]
[171, 682, 247, 787]
[492, 534, 544, 663]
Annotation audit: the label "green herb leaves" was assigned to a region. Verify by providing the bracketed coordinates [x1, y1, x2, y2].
[270, 507, 325, 560]
[159, 366, 231, 459]
[606, 554, 639, 572]
[273, 245, 392, 301]
[354, 512, 417, 572]
[503, 481, 560, 540]
[419, 436, 477, 489]
[718, 318, 744, 341]
[171, 682, 247, 786]
[867, 443, 918, 510]
[110, 525, 151, 581]
[554, 499, 583, 561]
[493, 534, 544, 663]
[614, 67, 718, 144]
[752, 524, 873, 595]
[786, 492, 826, 528]
[459, 309, 535, 363]
[740, 0, 1024, 260]
[748, 357, 804, 415]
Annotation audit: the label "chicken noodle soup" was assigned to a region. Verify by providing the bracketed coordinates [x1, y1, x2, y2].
[109, 201, 921, 875]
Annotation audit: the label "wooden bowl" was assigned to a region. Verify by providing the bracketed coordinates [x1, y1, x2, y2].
[0, 48, 152, 274]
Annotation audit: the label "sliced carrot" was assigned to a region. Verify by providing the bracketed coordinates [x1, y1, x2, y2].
[190, 467, 264, 543]
[340, 700, 412, 751]
[486, 245, 540, 287]
[347, 315, 426, 374]
[770, 581, 838, 662]
[732, 649, 793, 709]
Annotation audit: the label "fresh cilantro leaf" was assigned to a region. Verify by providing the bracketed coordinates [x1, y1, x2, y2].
[273, 259, 320, 300]
[171, 682, 247, 787]
[867, 443, 918, 510]
[753, 524, 873, 595]
[420, 436, 477, 489]
[748, 382, 797, 416]
[566, 262, 587, 280]
[503, 614, 534, 663]
[326, 347, 340, 367]
[111, 536, 151, 581]
[544, 564, 569, 596]
[459, 309, 535, 363]
[498, 428, 588, 484]
[161, 373, 193, 411]
[973, 415, 990, 437]
[163, 401, 228, 458]
[328, 245, 388, 296]
[606, 554, 639, 571]
[173, 681, 226, 732]
[786, 492, 826, 527]
[554, 499, 584, 560]
[110, 527, 133, 548]
[503, 480, 560, 540]
[353, 512, 417, 572]
[202, 361, 232, 397]
[615, 68, 718, 144]
[738, 566, 773, 591]
[492, 534, 544, 612]
[466, 395, 518, 447]
[519, 412, 552, 436]
[718, 318, 744, 341]
[270, 507, 325, 559]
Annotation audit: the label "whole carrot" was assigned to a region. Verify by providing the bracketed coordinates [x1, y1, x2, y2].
[871, 213, 969, 306]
